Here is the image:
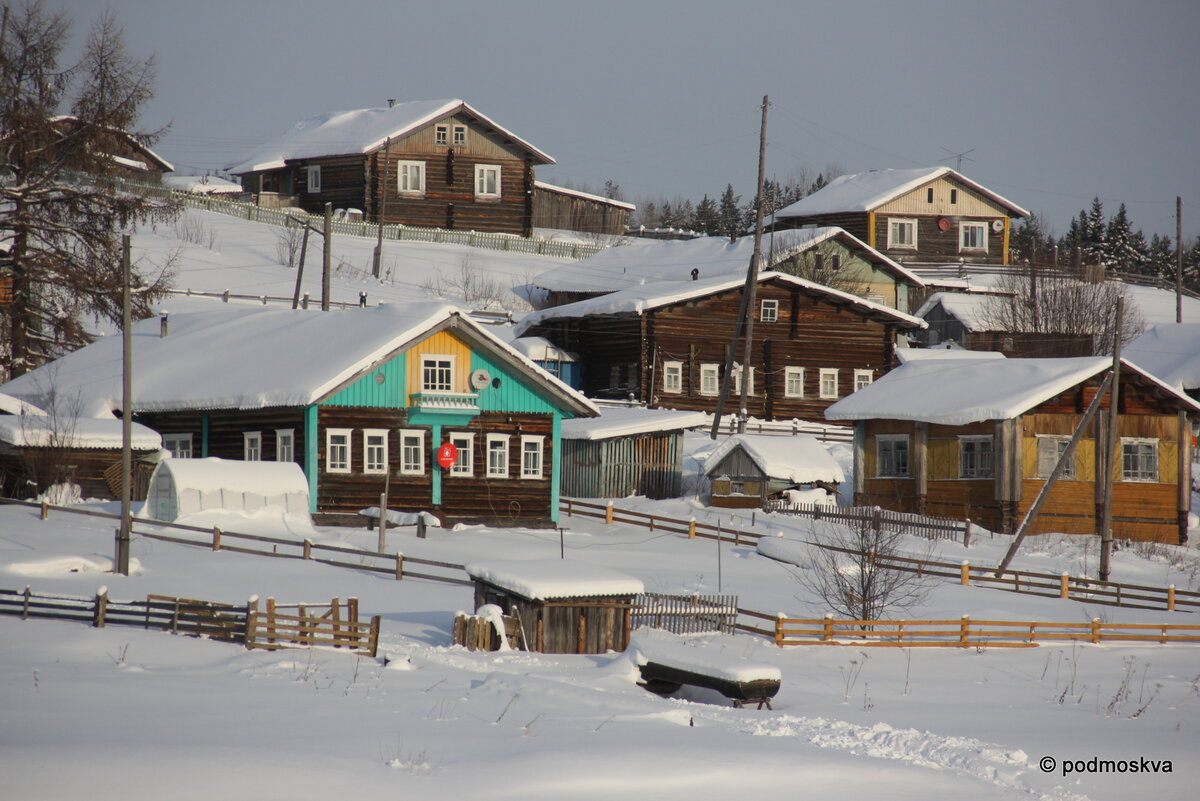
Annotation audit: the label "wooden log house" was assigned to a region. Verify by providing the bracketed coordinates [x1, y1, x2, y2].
[0, 304, 597, 526]
[518, 271, 926, 421]
[825, 356, 1200, 543]
[226, 99, 555, 236]
[768, 167, 1030, 266]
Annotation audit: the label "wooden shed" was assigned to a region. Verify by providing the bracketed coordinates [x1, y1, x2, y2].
[532, 181, 635, 235]
[465, 559, 644, 654]
[704, 433, 843, 509]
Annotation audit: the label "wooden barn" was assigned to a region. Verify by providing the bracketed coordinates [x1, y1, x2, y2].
[704, 433, 843, 509]
[226, 99, 554, 236]
[465, 559, 644, 654]
[825, 356, 1200, 543]
[50, 116, 174, 183]
[560, 406, 706, 499]
[532, 181, 635, 236]
[517, 270, 925, 421]
[769, 167, 1029, 266]
[0, 303, 597, 527]
[915, 291, 1096, 357]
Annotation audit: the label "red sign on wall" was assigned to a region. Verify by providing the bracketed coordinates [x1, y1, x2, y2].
[436, 442, 459, 470]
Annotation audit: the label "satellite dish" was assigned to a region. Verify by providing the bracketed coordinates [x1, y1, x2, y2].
[937, 218, 951, 232]
[470, 368, 491, 390]
[991, 220, 1004, 232]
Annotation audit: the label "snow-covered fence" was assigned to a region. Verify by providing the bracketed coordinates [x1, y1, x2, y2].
[632, 592, 739, 635]
[761, 500, 970, 542]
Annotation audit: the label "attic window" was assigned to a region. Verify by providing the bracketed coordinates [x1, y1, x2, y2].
[453, 125, 467, 146]
[435, 125, 449, 146]
[950, 189, 958, 204]
[926, 187, 934, 203]
[760, 299, 779, 323]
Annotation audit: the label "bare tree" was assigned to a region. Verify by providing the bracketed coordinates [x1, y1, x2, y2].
[772, 245, 870, 298]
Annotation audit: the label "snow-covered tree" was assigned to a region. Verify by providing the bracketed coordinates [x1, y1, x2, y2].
[716, 184, 744, 240]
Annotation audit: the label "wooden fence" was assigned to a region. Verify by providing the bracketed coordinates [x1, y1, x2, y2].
[0, 586, 380, 656]
[631, 592, 739, 635]
[772, 615, 1200, 648]
[760, 500, 971, 543]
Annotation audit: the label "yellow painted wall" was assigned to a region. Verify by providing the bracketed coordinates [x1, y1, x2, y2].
[406, 330, 473, 395]
[877, 176, 1008, 217]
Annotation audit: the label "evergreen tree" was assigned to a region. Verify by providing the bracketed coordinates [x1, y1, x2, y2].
[717, 184, 743, 240]
[1147, 234, 1174, 279]
[691, 194, 718, 235]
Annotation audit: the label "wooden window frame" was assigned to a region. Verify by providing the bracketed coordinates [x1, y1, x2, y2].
[486, 434, 510, 479]
[699, 363, 720, 396]
[434, 124, 449, 146]
[876, 434, 909, 478]
[662, 361, 683, 394]
[363, 429, 389, 475]
[275, 429, 294, 463]
[818, 368, 839, 400]
[398, 429, 426, 476]
[959, 435, 994, 479]
[887, 217, 917, 250]
[853, 369, 873, 392]
[397, 160, 425, 195]
[959, 221, 988, 252]
[760, 298, 779, 323]
[421, 355, 455, 392]
[449, 432, 474, 477]
[1120, 438, 1159, 482]
[784, 366, 805, 399]
[520, 435, 544, 480]
[326, 428, 352, 474]
[453, 125, 467, 146]
[306, 165, 321, 193]
[475, 164, 501, 199]
[164, 433, 193, 459]
[1036, 435, 1075, 480]
[243, 431, 262, 462]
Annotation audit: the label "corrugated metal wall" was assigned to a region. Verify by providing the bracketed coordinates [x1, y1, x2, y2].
[561, 431, 683, 499]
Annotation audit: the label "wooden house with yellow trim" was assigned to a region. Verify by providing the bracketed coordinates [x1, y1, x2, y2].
[769, 167, 1029, 266]
[0, 303, 597, 526]
[825, 356, 1199, 543]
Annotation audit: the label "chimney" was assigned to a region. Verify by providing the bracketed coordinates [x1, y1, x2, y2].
[387, 98, 396, 108]
[159, 312, 169, 338]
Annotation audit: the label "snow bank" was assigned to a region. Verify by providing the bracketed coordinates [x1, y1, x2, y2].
[0, 415, 161, 450]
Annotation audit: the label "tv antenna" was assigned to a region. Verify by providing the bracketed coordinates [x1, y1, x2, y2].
[939, 146, 976, 171]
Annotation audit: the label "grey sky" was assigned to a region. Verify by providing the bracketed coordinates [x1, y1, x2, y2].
[52, 0, 1200, 240]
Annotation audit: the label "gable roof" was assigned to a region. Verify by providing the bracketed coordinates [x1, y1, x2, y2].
[517, 270, 927, 334]
[0, 303, 597, 419]
[531, 227, 923, 295]
[1123, 323, 1200, 392]
[50, 115, 174, 173]
[704, 434, 844, 484]
[226, 99, 554, 175]
[825, 356, 1200, 425]
[773, 167, 1030, 220]
[915, 291, 1006, 332]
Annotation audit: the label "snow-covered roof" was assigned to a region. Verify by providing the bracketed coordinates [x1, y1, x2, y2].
[518, 270, 926, 334]
[143, 457, 311, 526]
[895, 346, 1006, 364]
[1123, 284, 1200, 325]
[507, 336, 577, 363]
[464, 558, 644, 600]
[704, 434, 844, 484]
[0, 392, 46, 416]
[533, 181, 636, 211]
[50, 115, 175, 172]
[0, 415, 161, 450]
[915, 291, 1006, 332]
[1123, 324, 1200, 391]
[773, 167, 1030, 219]
[163, 175, 243, 195]
[0, 303, 597, 419]
[631, 633, 781, 683]
[149, 457, 308, 496]
[825, 356, 1200, 425]
[561, 406, 707, 441]
[226, 99, 554, 174]
[531, 227, 921, 294]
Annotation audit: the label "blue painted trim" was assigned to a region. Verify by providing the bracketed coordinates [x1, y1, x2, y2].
[550, 414, 561, 524]
[305, 405, 318, 513]
[201, 414, 209, 457]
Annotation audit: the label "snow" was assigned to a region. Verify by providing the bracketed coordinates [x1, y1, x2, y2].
[0, 391, 47, 416]
[704, 433, 844, 484]
[162, 174, 243, 194]
[1123, 323, 1200, 391]
[895, 345, 1006, 363]
[464, 558, 645, 600]
[562, 405, 708, 441]
[826, 355, 1200, 424]
[0, 414, 162, 450]
[914, 290, 1005, 332]
[504, 335, 578, 363]
[631, 632, 782, 683]
[142, 457, 311, 530]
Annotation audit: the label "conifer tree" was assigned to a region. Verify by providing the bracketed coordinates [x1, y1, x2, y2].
[716, 184, 743, 240]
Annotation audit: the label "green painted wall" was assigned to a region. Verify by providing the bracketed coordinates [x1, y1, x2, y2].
[305, 405, 318, 512]
[324, 352, 408, 408]
[471, 350, 561, 415]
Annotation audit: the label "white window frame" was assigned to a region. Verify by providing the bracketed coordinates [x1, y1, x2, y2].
[784, 366, 805, 399]
[475, 164, 501, 198]
[818, 368, 839, 400]
[731, 363, 754, 395]
[306, 165, 321, 193]
[164, 433, 193, 459]
[363, 429, 389, 475]
[421, 355, 455, 392]
[397, 160, 425, 195]
[486, 434, 510, 478]
[448, 432, 474, 477]
[520, 435, 544, 480]
[887, 217, 917, 249]
[1036, 435, 1075, 480]
[398, 429, 426, 476]
[853, 369, 874, 392]
[452, 125, 467, 146]
[326, 428, 352, 474]
[876, 434, 910, 478]
[243, 431, 262, 462]
[275, 429, 294, 463]
[760, 298, 779, 323]
[959, 221, 988, 252]
[1120, 438, 1158, 482]
[959, 435, 994, 479]
[699, 363, 720, 396]
[662, 360, 683, 394]
[434, 124, 449, 146]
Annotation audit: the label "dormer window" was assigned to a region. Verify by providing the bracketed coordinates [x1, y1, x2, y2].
[435, 124, 449, 146]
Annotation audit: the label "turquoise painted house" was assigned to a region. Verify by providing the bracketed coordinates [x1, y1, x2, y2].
[1, 303, 598, 526]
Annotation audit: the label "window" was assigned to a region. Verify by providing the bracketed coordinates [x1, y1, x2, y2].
[959, 435, 994, 478]
[453, 125, 466, 146]
[398, 161, 425, 194]
[819, 368, 839, 399]
[434, 124, 449, 146]
[1121, 438, 1158, 482]
[521, 436, 544, 479]
[662, 361, 683, 393]
[853, 369, 874, 392]
[959, 221, 988, 251]
[926, 187, 934, 203]
[306, 165, 321, 193]
[449, 433, 474, 477]
[275, 429, 294, 463]
[164, 433, 192, 459]
[950, 189, 958, 204]
[784, 367, 805, 398]
[877, 434, 909, 477]
[732, 363, 754, 395]
[475, 164, 501, 198]
[486, 434, 509, 478]
[363, 429, 388, 474]
[421, 355, 454, 392]
[700, 363, 720, 396]
[760, 299, 779, 323]
[830, 254, 842, 271]
[887, 217, 917, 249]
[399, 429, 425, 475]
[326, 428, 351, 473]
[243, 431, 262, 462]
[1036, 436, 1075, 479]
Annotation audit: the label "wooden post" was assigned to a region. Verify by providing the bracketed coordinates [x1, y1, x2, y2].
[321, 203, 332, 311]
[367, 615, 381, 657]
[605, 501, 613, 525]
[244, 595, 259, 649]
[212, 526, 222, 551]
[962, 518, 971, 548]
[1100, 299, 1124, 582]
[303, 539, 312, 560]
[688, 518, 696, 540]
[266, 597, 276, 645]
[960, 561, 970, 586]
[1060, 572, 1070, 599]
[959, 614, 970, 646]
[775, 614, 785, 647]
[822, 613, 833, 643]
[330, 598, 342, 648]
[394, 553, 404, 580]
[348, 597, 359, 625]
[40, 500, 49, 520]
[377, 492, 388, 553]
[93, 586, 108, 628]
[22, 585, 31, 619]
[1091, 617, 1102, 644]
[1167, 585, 1176, 612]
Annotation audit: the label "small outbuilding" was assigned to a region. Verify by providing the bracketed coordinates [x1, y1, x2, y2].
[464, 559, 644, 654]
[143, 457, 311, 525]
[704, 434, 843, 509]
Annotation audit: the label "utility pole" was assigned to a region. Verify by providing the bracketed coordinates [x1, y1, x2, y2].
[1176, 196, 1183, 324]
[710, 95, 769, 438]
[291, 222, 310, 309]
[116, 235, 132, 576]
[1099, 297, 1124, 582]
[372, 137, 392, 279]
[322, 203, 332, 311]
